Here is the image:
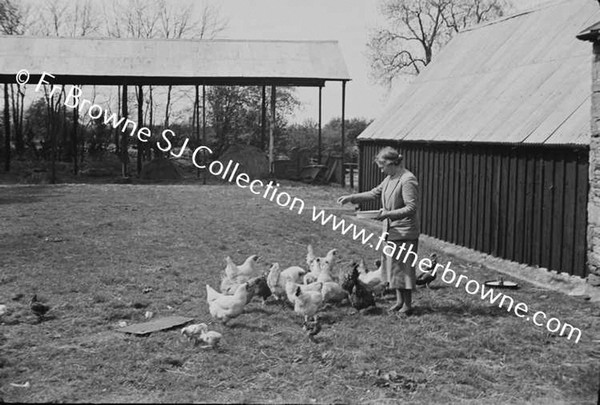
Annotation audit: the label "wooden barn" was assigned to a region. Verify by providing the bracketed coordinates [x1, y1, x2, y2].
[357, 0, 600, 279]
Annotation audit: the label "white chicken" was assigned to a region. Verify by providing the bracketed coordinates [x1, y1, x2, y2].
[290, 283, 324, 323]
[220, 276, 265, 304]
[316, 260, 336, 283]
[306, 246, 339, 272]
[323, 249, 339, 267]
[206, 282, 250, 325]
[358, 259, 386, 296]
[267, 263, 306, 301]
[181, 323, 204, 343]
[181, 323, 223, 349]
[221, 255, 262, 293]
[303, 259, 321, 284]
[285, 281, 323, 304]
[220, 273, 250, 294]
[304, 257, 332, 283]
[321, 281, 348, 304]
[224, 255, 262, 280]
[197, 323, 223, 349]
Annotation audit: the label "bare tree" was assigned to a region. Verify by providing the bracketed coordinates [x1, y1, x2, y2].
[0, 0, 29, 158]
[192, 1, 228, 39]
[444, 0, 508, 33]
[154, 0, 228, 133]
[29, 0, 68, 36]
[9, 83, 24, 156]
[0, 0, 27, 34]
[368, 0, 510, 85]
[99, 0, 228, 164]
[67, 1, 99, 37]
[27, 0, 100, 37]
[158, 0, 193, 39]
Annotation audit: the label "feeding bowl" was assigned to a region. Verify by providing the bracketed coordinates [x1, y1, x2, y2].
[356, 210, 381, 219]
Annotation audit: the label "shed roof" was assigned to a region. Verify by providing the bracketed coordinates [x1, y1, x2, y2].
[0, 36, 350, 86]
[576, 20, 600, 40]
[358, 0, 598, 146]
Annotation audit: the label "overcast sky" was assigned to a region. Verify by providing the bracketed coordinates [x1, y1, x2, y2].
[214, 0, 559, 124]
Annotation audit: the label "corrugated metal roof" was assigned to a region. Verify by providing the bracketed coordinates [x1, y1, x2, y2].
[0, 36, 350, 86]
[577, 20, 600, 40]
[358, 0, 598, 145]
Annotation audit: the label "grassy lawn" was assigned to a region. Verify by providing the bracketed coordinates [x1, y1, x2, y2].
[0, 181, 599, 403]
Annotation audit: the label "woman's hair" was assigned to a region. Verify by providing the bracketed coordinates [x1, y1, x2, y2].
[374, 147, 403, 166]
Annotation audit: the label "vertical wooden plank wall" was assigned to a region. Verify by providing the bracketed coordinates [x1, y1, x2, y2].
[358, 141, 589, 277]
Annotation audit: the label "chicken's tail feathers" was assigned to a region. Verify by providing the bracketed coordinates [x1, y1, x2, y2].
[206, 284, 220, 302]
[306, 244, 316, 265]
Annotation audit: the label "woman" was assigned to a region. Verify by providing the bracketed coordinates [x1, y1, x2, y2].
[338, 147, 420, 315]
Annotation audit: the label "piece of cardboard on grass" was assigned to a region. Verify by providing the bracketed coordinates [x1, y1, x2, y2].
[116, 315, 194, 335]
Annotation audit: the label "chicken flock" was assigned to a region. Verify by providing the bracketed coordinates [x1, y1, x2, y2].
[197, 245, 439, 346]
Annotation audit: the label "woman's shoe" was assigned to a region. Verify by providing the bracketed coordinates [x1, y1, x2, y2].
[387, 302, 403, 312]
[397, 305, 413, 317]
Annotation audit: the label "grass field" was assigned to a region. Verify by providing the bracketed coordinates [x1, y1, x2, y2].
[1, 181, 599, 403]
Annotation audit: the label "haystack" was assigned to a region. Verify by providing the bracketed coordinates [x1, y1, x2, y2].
[140, 158, 182, 180]
[219, 144, 269, 179]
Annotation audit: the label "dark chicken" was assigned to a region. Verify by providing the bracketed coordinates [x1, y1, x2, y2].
[29, 294, 50, 322]
[416, 253, 438, 288]
[250, 275, 272, 305]
[342, 262, 376, 310]
[302, 315, 322, 342]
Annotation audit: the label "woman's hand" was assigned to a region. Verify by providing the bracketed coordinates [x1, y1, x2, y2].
[376, 209, 390, 220]
[337, 195, 354, 205]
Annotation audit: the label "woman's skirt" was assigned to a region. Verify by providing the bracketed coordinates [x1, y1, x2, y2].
[382, 239, 419, 290]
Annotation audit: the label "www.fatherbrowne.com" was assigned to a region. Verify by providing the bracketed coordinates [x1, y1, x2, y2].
[311, 208, 583, 343]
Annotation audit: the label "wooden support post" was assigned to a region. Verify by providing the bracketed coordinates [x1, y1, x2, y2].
[195, 85, 200, 178]
[202, 85, 207, 185]
[137, 85, 143, 176]
[72, 87, 78, 175]
[318, 86, 322, 165]
[341, 81, 346, 187]
[50, 92, 56, 184]
[269, 86, 276, 174]
[261, 86, 266, 151]
[115, 85, 120, 155]
[3, 84, 10, 172]
[61, 86, 67, 162]
[121, 84, 128, 177]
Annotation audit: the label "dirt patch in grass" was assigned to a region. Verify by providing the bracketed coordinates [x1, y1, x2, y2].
[0, 182, 598, 403]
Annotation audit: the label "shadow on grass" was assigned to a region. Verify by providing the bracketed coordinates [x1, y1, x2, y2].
[226, 322, 270, 332]
[244, 306, 274, 315]
[413, 304, 513, 318]
[0, 195, 45, 204]
[417, 284, 450, 291]
[0, 185, 64, 205]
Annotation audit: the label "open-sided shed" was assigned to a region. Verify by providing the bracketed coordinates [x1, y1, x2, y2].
[0, 36, 351, 182]
[357, 0, 598, 278]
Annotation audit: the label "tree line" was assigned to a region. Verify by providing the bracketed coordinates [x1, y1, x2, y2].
[0, 0, 366, 176]
[0, 0, 513, 176]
